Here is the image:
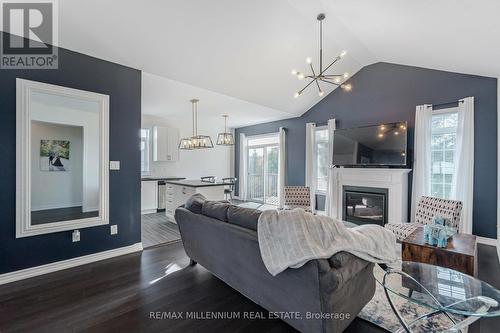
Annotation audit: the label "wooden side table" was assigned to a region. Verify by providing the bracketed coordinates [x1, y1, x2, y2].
[402, 227, 477, 276]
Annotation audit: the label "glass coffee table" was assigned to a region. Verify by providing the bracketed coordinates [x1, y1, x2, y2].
[376, 261, 500, 332]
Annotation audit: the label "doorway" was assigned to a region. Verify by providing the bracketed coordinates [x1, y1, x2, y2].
[246, 134, 279, 205]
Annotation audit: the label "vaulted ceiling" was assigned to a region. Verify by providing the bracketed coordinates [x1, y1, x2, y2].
[57, 0, 499, 127]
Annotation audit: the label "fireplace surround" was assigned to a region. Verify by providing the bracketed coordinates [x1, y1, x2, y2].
[331, 168, 411, 225]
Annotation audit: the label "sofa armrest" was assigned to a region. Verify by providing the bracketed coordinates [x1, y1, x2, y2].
[317, 252, 372, 292]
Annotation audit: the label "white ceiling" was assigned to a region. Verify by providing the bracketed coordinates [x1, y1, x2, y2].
[56, 0, 499, 126]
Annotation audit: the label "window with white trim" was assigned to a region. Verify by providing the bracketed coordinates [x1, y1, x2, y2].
[315, 127, 329, 194]
[430, 110, 458, 199]
[140, 128, 150, 174]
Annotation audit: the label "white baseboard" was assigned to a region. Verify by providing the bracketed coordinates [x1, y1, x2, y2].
[0, 242, 143, 286]
[477, 236, 497, 247]
[141, 209, 157, 215]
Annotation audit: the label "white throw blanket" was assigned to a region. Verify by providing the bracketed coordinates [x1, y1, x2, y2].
[257, 209, 398, 276]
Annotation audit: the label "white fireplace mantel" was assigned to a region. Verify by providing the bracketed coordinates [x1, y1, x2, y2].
[331, 168, 412, 224]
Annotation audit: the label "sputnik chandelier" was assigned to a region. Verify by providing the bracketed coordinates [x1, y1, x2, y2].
[292, 13, 351, 98]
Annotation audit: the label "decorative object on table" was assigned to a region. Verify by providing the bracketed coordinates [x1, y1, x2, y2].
[291, 13, 351, 98]
[178, 99, 214, 150]
[385, 196, 462, 242]
[216, 115, 234, 146]
[39, 139, 70, 171]
[423, 216, 457, 248]
[200, 176, 216, 183]
[402, 227, 477, 276]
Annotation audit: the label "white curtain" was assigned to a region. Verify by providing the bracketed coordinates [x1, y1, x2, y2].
[305, 123, 317, 213]
[411, 104, 433, 221]
[278, 127, 286, 209]
[238, 133, 247, 200]
[325, 119, 336, 217]
[452, 97, 474, 234]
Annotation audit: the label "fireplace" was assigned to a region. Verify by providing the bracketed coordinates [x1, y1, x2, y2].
[342, 186, 388, 226]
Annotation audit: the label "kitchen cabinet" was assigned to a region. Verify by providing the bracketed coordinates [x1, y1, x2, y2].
[165, 180, 226, 223]
[141, 180, 158, 214]
[153, 126, 179, 162]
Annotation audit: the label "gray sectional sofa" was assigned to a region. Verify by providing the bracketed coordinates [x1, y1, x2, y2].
[175, 197, 376, 333]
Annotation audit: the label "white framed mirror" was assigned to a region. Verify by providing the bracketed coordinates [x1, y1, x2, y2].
[16, 79, 109, 238]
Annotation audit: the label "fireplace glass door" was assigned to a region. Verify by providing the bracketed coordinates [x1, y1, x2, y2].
[343, 186, 388, 226]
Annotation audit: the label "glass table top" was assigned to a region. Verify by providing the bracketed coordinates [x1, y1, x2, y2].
[375, 261, 500, 317]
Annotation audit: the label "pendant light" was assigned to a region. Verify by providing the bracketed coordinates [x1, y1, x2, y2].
[179, 99, 214, 150]
[291, 13, 351, 98]
[216, 115, 234, 146]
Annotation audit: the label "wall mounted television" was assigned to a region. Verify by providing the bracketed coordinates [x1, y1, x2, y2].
[333, 121, 408, 167]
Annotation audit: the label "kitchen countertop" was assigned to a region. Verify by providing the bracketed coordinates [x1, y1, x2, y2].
[165, 179, 231, 187]
[141, 176, 186, 181]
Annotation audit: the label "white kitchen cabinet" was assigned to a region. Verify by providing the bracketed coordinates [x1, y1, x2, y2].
[153, 126, 179, 162]
[165, 182, 225, 223]
[141, 180, 158, 214]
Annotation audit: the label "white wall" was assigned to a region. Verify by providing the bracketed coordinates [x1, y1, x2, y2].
[498, 77, 500, 259]
[31, 122, 83, 211]
[31, 98, 100, 212]
[142, 114, 233, 180]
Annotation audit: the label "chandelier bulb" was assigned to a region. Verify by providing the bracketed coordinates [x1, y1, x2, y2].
[291, 69, 298, 75]
[294, 92, 301, 98]
[343, 72, 349, 78]
[340, 50, 347, 58]
[334, 77, 341, 83]
[318, 90, 324, 97]
[341, 84, 352, 91]
[305, 57, 312, 64]
[297, 72, 305, 80]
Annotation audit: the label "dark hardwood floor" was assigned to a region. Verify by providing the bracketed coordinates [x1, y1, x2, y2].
[0, 242, 499, 333]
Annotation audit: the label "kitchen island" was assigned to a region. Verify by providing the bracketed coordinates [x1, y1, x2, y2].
[165, 179, 228, 223]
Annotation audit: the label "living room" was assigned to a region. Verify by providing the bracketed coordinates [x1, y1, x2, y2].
[1, 1, 500, 333]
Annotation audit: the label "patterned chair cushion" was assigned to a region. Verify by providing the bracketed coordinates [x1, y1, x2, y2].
[385, 196, 463, 242]
[284, 186, 311, 212]
[385, 223, 421, 242]
[414, 196, 462, 229]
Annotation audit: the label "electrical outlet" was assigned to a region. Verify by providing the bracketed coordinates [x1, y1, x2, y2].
[72, 230, 80, 242]
[110, 225, 118, 235]
[110, 161, 120, 170]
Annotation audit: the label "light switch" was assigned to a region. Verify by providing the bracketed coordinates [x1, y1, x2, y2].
[110, 161, 120, 170]
[110, 225, 118, 235]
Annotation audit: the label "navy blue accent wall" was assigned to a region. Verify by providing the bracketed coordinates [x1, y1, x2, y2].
[235, 62, 497, 238]
[0, 32, 142, 274]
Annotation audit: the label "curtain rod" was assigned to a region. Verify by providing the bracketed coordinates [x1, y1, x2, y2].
[426, 99, 465, 110]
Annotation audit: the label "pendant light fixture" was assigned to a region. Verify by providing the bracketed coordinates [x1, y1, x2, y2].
[291, 13, 351, 98]
[216, 115, 234, 146]
[179, 99, 214, 150]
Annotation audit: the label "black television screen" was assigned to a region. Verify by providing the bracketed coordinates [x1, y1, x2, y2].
[333, 122, 408, 166]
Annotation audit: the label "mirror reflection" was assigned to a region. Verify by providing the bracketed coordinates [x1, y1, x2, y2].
[30, 91, 101, 225]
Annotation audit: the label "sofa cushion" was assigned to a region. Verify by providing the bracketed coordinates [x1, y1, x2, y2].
[185, 193, 206, 214]
[227, 206, 261, 231]
[202, 201, 231, 222]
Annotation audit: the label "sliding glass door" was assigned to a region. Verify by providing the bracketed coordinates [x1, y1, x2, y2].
[247, 142, 279, 205]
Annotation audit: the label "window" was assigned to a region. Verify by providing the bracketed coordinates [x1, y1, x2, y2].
[430, 111, 458, 199]
[315, 127, 329, 193]
[140, 128, 150, 174]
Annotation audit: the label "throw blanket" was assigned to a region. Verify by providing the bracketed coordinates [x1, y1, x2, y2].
[258, 209, 398, 276]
